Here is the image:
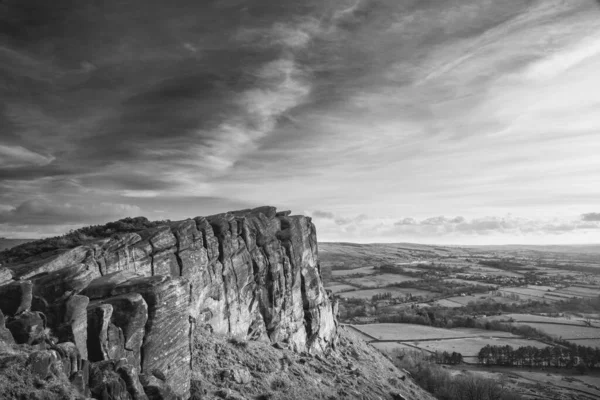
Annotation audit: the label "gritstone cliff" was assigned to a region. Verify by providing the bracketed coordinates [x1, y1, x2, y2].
[0, 207, 433, 400]
[0, 207, 336, 398]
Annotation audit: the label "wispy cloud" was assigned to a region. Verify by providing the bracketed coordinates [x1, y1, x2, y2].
[1, 0, 599, 242]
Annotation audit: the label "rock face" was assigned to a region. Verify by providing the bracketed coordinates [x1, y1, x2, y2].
[0, 207, 337, 398]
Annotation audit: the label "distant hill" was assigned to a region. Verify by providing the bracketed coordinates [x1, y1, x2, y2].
[468, 244, 600, 254]
[0, 238, 34, 251]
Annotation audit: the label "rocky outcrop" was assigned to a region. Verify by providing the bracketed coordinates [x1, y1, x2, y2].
[0, 207, 337, 398]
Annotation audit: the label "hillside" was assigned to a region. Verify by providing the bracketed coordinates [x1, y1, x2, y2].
[0, 207, 432, 400]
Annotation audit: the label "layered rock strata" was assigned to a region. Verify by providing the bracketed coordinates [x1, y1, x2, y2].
[0, 207, 337, 398]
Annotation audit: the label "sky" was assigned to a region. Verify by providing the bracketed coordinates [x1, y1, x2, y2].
[1, 0, 600, 245]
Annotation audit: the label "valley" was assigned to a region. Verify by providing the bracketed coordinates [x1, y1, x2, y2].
[321, 242, 600, 400]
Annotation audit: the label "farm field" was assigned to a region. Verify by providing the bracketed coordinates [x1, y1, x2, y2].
[433, 299, 464, 308]
[484, 316, 600, 343]
[439, 292, 506, 306]
[338, 287, 433, 299]
[351, 323, 517, 341]
[331, 266, 378, 276]
[407, 336, 548, 358]
[442, 278, 497, 288]
[486, 313, 592, 326]
[556, 286, 599, 298]
[325, 283, 359, 293]
[345, 273, 418, 288]
[498, 287, 560, 302]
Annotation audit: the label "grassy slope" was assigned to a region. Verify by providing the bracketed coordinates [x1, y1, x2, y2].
[0, 342, 80, 400]
[191, 325, 434, 400]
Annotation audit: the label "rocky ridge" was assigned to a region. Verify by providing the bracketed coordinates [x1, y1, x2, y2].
[0, 207, 338, 399]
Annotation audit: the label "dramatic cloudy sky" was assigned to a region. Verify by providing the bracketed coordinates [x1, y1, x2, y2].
[1, 0, 600, 244]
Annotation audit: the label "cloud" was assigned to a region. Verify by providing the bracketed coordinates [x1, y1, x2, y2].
[582, 212, 600, 221]
[0, 145, 54, 168]
[1, 0, 599, 241]
[316, 212, 600, 244]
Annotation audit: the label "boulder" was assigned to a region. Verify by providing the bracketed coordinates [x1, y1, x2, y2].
[54, 341, 82, 376]
[6, 310, 46, 344]
[0, 266, 13, 285]
[54, 295, 89, 359]
[90, 360, 132, 400]
[139, 374, 179, 400]
[117, 363, 149, 400]
[0, 309, 15, 344]
[27, 349, 60, 379]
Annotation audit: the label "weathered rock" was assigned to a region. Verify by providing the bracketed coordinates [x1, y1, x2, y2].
[6, 310, 46, 344]
[111, 276, 191, 397]
[94, 233, 151, 277]
[0, 266, 13, 285]
[169, 220, 208, 321]
[117, 363, 149, 400]
[11, 246, 90, 280]
[278, 215, 336, 352]
[28, 265, 95, 343]
[83, 270, 143, 299]
[102, 293, 148, 369]
[0, 309, 15, 343]
[54, 341, 82, 376]
[139, 374, 179, 400]
[53, 295, 89, 359]
[0, 280, 32, 316]
[230, 368, 252, 384]
[70, 359, 91, 397]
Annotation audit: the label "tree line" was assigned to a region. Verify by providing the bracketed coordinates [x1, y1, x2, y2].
[477, 344, 600, 371]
